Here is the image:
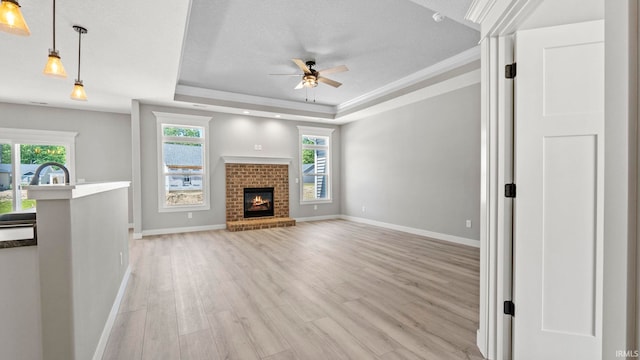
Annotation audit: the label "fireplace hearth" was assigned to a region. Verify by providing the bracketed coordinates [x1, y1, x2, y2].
[244, 187, 274, 218]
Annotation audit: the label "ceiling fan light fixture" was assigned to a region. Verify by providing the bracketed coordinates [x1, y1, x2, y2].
[43, 49, 67, 77]
[303, 75, 318, 88]
[0, 0, 30, 36]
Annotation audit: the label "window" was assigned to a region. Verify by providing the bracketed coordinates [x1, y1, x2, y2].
[298, 126, 334, 203]
[154, 112, 211, 212]
[0, 128, 77, 214]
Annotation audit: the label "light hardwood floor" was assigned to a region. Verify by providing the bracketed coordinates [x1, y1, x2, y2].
[103, 220, 483, 360]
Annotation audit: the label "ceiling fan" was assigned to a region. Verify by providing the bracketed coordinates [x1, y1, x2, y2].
[271, 59, 348, 89]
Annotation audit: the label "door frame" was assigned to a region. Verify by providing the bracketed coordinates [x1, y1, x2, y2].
[467, 0, 638, 359]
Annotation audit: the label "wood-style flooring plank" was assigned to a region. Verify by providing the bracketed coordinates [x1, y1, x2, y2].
[141, 291, 180, 360]
[171, 245, 210, 335]
[264, 306, 347, 360]
[179, 329, 220, 360]
[102, 309, 146, 360]
[311, 316, 382, 360]
[208, 310, 261, 360]
[263, 349, 298, 360]
[219, 279, 290, 357]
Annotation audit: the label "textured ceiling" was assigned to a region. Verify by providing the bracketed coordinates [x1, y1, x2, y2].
[177, 0, 480, 107]
[0, 0, 478, 115]
[0, 0, 190, 113]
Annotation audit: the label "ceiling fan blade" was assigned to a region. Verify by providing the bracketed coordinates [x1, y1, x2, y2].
[294, 81, 305, 89]
[292, 59, 311, 74]
[318, 76, 342, 88]
[318, 65, 348, 76]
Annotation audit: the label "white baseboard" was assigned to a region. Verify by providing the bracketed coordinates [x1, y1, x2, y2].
[132, 232, 142, 240]
[295, 215, 342, 222]
[141, 224, 226, 237]
[340, 215, 480, 248]
[92, 264, 132, 360]
[477, 329, 487, 359]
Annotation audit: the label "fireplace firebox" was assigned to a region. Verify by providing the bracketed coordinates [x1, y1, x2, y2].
[243, 187, 274, 218]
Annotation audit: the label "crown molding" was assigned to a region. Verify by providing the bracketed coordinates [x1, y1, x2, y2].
[174, 85, 336, 115]
[335, 68, 480, 124]
[466, 0, 543, 38]
[336, 46, 480, 114]
[465, 0, 498, 25]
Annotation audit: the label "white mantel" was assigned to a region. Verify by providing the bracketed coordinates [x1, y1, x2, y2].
[221, 155, 292, 165]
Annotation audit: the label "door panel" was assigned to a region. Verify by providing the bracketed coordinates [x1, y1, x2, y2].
[513, 20, 604, 359]
[541, 135, 596, 336]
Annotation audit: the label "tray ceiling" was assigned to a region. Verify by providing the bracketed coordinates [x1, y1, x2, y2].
[0, 0, 479, 116]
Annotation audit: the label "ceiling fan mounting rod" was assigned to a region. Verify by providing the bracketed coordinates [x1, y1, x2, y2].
[305, 60, 316, 70]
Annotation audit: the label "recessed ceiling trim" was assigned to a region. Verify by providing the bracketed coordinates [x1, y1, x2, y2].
[174, 46, 480, 119]
[337, 46, 480, 113]
[175, 85, 336, 114]
[335, 68, 480, 124]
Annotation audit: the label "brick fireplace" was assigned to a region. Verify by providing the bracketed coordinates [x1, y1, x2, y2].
[225, 161, 295, 231]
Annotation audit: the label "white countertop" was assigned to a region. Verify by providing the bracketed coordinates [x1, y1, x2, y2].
[24, 181, 131, 200]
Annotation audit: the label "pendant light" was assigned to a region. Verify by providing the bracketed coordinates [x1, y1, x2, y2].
[43, 0, 66, 78]
[70, 25, 87, 101]
[0, 0, 30, 36]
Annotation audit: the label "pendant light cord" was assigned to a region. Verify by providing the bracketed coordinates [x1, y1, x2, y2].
[52, 0, 56, 50]
[77, 28, 81, 80]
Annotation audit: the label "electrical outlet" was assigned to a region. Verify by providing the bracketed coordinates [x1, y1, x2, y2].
[254, 144, 263, 151]
[313, 205, 318, 210]
[188, 212, 193, 219]
[466, 220, 472, 228]
[295, 178, 299, 184]
[362, 206, 366, 213]
[119, 252, 123, 266]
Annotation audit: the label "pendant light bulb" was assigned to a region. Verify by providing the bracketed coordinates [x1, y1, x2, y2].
[43, 50, 67, 78]
[70, 80, 87, 101]
[0, 0, 30, 36]
[43, 0, 66, 78]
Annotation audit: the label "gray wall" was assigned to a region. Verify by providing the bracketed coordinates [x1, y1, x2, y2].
[70, 188, 129, 360]
[341, 83, 481, 241]
[137, 104, 341, 232]
[0, 247, 42, 360]
[0, 103, 133, 222]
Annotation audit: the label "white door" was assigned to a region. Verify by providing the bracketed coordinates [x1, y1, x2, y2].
[513, 20, 604, 359]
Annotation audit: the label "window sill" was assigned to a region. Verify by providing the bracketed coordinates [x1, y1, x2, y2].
[300, 200, 333, 205]
[158, 204, 210, 213]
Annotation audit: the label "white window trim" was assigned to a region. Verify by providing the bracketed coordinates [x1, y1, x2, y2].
[0, 127, 78, 211]
[153, 112, 212, 213]
[297, 126, 334, 205]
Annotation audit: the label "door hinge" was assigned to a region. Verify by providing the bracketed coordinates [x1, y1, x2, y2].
[504, 300, 515, 316]
[505, 63, 517, 79]
[505, 183, 516, 198]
